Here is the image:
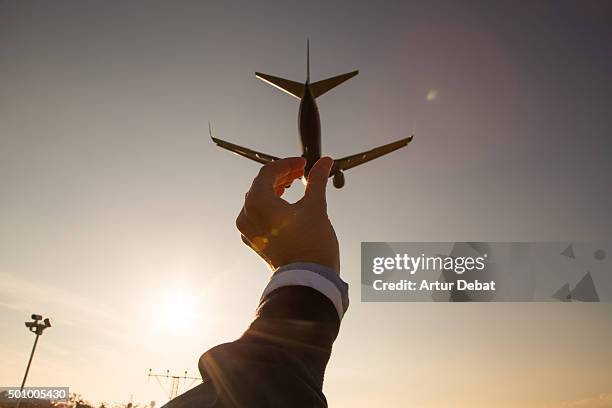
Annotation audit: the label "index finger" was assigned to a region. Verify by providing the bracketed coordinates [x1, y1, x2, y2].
[250, 157, 306, 198]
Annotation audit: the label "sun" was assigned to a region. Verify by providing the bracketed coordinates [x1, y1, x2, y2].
[151, 291, 197, 334]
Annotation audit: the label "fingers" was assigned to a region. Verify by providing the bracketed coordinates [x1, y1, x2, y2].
[274, 168, 304, 191]
[273, 168, 304, 197]
[250, 157, 306, 199]
[303, 157, 334, 208]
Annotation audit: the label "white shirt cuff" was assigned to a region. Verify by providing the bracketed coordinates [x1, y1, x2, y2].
[260, 262, 349, 320]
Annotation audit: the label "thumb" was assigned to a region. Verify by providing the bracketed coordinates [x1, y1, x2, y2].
[303, 157, 334, 207]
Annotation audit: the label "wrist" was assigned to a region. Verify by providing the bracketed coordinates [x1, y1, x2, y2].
[276, 257, 339, 274]
[266, 262, 349, 320]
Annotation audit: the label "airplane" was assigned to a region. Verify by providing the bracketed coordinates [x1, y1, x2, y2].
[210, 40, 414, 189]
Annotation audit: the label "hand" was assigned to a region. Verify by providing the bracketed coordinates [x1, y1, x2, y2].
[236, 157, 340, 273]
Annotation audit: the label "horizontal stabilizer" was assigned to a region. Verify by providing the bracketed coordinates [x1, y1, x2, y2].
[310, 70, 358, 98]
[333, 135, 414, 172]
[255, 72, 304, 99]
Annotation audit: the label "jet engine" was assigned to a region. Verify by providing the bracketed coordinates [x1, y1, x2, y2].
[333, 171, 345, 189]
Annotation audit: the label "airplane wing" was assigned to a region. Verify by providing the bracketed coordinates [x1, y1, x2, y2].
[333, 135, 414, 172]
[211, 136, 279, 165]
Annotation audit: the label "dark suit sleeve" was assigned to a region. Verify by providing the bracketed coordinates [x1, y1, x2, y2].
[163, 263, 349, 408]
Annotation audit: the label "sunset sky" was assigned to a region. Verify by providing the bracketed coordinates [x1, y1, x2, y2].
[1, 1, 611, 407]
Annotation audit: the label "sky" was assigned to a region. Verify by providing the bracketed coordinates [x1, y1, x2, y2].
[1, 0, 612, 406]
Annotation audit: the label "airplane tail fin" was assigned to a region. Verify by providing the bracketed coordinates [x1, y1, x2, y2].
[255, 39, 358, 99]
[306, 39, 358, 98]
[307, 38, 310, 82]
[310, 70, 359, 98]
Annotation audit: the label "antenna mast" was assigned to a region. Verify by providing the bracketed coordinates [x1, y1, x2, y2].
[147, 369, 202, 400]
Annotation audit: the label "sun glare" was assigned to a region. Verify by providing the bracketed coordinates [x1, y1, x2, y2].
[152, 291, 197, 334]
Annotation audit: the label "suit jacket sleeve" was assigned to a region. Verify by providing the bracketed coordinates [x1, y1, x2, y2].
[163, 263, 349, 408]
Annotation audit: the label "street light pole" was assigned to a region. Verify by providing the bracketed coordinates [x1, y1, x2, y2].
[20, 333, 41, 391]
[16, 314, 52, 408]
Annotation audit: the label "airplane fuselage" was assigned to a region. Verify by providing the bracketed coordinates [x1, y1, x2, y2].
[298, 83, 321, 174]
